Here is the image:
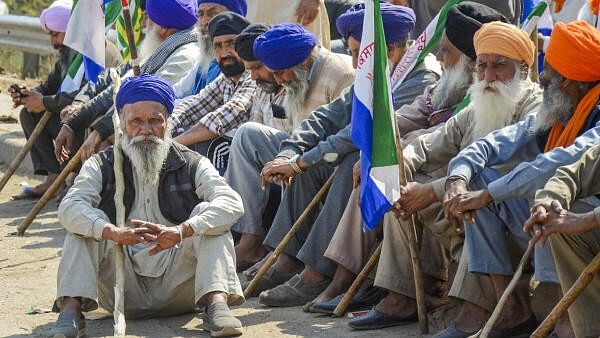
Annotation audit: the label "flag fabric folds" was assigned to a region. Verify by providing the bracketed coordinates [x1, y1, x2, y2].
[351, 0, 400, 230]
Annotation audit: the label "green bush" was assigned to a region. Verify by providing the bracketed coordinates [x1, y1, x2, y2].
[4, 0, 53, 16]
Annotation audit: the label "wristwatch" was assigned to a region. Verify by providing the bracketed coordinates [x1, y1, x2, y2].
[288, 154, 304, 174]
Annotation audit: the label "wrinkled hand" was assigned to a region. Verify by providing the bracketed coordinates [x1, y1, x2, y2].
[261, 157, 297, 188]
[451, 189, 493, 224]
[8, 84, 26, 108]
[352, 161, 361, 188]
[296, 0, 320, 25]
[54, 125, 74, 164]
[60, 101, 84, 122]
[102, 223, 157, 245]
[80, 130, 102, 162]
[442, 178, 469, 226]
[20, 89, 45, 113]
[131, 220, 181, 256]
[393, 182, 437, 220]
[524, 200, 599, 247]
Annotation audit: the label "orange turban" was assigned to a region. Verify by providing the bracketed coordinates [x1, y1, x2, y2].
[473, 21, 535, 66]
[546, 21, 600, 82]
[591, 0, 600, 15]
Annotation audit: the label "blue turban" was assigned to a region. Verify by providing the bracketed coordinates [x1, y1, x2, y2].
[197, 0, 247, 16]
[147, 0, 198, 31]
[336, 2, 415, 44]
[116, 75, 176, 115]
[253, 23, 318, 71]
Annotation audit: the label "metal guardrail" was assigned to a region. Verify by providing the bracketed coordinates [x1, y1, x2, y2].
[0, 15, 55, 55]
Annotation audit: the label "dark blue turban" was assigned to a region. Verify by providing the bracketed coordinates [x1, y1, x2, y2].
[253, 23, 318, 71]
[197, 0, 247, 16]
[336, 2, 415, 45]
[147, 0, 198, 31]
[116, 75, 176, 115]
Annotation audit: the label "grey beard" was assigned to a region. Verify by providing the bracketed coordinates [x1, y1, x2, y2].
[532, 80, 574, 133]
[431, 55, 472, 110]
[120, 132, 171, 185]
[198, 34, 214, 73]
[283, 67, 310, 118]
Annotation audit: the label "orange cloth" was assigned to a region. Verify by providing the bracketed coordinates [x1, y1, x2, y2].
[544, 83, 600, 151]
[554, 0, 565, 12]
[590, 0, 599, 15]
[473, 21, 535, 66]
[546, 21, 600, 82]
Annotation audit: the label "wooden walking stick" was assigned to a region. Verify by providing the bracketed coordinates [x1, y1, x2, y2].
[333, 243, 381, 317]
[0, 110, 52, 193]
[244, 169, 337, 298]
[393, 124, 428, 334]
[531, 251, 600, 338]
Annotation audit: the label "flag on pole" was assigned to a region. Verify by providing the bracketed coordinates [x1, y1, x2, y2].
[59, 53, 85, 93]
[352, 0, 400, 230]
[115, 0, 143, 61]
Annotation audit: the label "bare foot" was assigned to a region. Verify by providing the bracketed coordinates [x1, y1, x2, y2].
[375, 291, 417, 318]
[235, 233, 268, 266]
[243, 252, 271, 279]
[453, 301, 488, 333]
[311, 265, 355, 305]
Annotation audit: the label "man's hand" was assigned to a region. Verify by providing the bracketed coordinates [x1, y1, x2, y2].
[352, 161, 361, 188]
[80, 130, 103, 162]
[451, 189, 493, 224]
[393, 182, 437, 220]
[524, 200, 600, 246]
[102, 223, 157, 245]
[60, 102, 84, 122]
[20, 89, 45, 113]
[442, 178, 469, 227]
[55, 125, 74, 164]
[296, 0, 320, 25]
[130, 220, 193, 256]
[261, 157, 298, 188]
[8, 84, 26, 108]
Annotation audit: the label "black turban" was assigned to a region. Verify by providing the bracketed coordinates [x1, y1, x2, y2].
[445, 1, 508, 60]
[234, 23, 270, 61]
[208, 11, 250, 39]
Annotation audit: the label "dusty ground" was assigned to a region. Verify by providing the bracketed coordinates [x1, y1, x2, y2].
[0, 168, 424, 338]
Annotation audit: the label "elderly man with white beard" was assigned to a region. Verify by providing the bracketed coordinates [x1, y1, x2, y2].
[306, 2, 508, 324]
[174, 0, 248, 98]
[442, 21, 600, 337]
[53, 0, 203, 166]
[373, 21, 544, 337]
[48, 75, 245, 338]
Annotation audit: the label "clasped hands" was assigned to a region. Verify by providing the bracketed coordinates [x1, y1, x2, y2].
[102, 219, 191, 255]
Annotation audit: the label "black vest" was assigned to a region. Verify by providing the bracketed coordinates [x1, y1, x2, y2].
[95, 143, 202, 225]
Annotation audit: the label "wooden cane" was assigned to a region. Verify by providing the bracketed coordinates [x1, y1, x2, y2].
[531, 251, 600, 338]
[243, 169, 337, 298]
[333, 243, 382, 317]
[0, 110, 52, 193]
[478, 236, 536, 337]
[17, 149, 82, 235]
[394, 125, 428, 334]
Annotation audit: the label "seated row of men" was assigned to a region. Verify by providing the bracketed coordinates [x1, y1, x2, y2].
[14, 0, 600, 337]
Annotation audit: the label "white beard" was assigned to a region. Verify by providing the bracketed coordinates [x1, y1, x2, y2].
[120, 129, 171, 185]
[283, 67, 310, 117]
[431, 55, 472, 110]
[139, 26, 164, 61]
[468, 72, 529, 140]
[197, 33, 214, 73]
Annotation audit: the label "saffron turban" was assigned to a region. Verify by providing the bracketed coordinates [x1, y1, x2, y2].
[235, 24, 270, 61]
[147, 0, 198, 31]
[197, 0, 247, 16]
[253, 23, 318, 71]
[445, 1, 508, 60]
[546, 21, 600, 82]
[39, 0, 72, 33]
[116, 75, 176, 115]
[474, 21, 535, 66]
[336, 2, 415, 45]
[208, 12, 250, 39]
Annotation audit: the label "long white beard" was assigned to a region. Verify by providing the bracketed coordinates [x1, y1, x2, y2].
[120, 130, 171, 185]
[468, 72, 528, 140]
[283, 67, 310, 117]
[431, 55, 472, 110]
[139, 27, 163, 60]
[197, 33, 214, 73]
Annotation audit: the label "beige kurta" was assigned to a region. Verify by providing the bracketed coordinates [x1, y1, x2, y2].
[246, 0, 331, 49]
[54, 148, 244, 318]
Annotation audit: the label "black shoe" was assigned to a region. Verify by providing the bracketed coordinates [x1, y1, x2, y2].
[310, 286, 386, 315]
[348, 308, 418, 330]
